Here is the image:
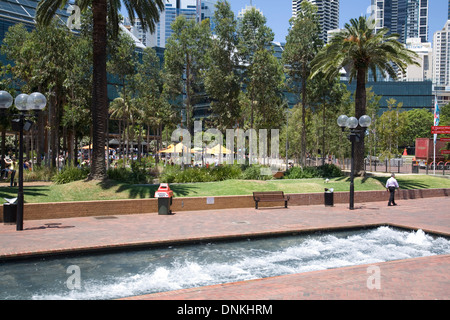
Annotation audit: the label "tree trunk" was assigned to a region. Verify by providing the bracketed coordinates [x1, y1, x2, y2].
[354, 68, 367, 176]
[301, 66, 307, 167]
[89, 0, 108, 180]
[1, 127, 5, 171]
[186, 52, 192, 133]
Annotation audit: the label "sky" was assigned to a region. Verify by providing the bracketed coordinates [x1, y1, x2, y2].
[226, 0, 450, 43]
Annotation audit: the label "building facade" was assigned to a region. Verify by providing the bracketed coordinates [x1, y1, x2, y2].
[0, 0, 71, 62]
[129, 0, 216, 48]
[371, 0, 429, 43]
[433, 20, 450, 87]
[433, 19, 450, 107]
[292, 0, 339, 44]
[398, 37, 433, 81]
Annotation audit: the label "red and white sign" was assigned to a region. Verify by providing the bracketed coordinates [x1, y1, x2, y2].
[441, 150, 450, 155]
[440, 138, 450, 142]
[432, 126, 450, 134]
[154, 183, 173, 198]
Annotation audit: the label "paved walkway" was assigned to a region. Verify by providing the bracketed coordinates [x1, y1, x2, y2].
[0, 196, 449, 299]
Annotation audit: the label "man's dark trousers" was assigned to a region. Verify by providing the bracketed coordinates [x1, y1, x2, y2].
[388, 186, 396, 206]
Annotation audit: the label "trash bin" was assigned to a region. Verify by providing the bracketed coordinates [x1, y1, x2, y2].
[3, 202, 17, 224]
[155, 183, 174, 215]
[324, 188, 334, 207]
[412, 160, 419, 173]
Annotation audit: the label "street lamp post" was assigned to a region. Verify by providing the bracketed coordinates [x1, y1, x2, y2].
[0, 91, 46, 231]
[337, 114, 372, 210]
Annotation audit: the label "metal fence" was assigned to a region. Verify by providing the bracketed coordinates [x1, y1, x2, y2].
[334, 158, 450, 176]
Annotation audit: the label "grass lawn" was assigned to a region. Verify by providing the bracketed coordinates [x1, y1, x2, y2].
[0, 174, 448, 204]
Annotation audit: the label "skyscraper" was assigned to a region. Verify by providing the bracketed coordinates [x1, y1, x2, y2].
[433, 20, 450, 87]
[129, 0, 216, 48]
[292, 0, 339, 44]
[371, 0, 428, 43]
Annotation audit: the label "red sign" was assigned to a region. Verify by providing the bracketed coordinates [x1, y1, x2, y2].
[440, 138, 450, 142]
[441, 150, 450, 155]
[432, 126, 450, 134]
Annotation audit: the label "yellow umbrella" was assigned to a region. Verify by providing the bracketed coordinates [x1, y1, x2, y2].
[206, 144, 232, 154]
[174, 142, 196, 153]
[158, 143, 196, 153]
[158, 144, 175, 153]
[81, 144, 113, 150]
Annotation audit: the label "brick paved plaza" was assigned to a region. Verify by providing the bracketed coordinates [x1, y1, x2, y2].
[0, 195, 449, 300]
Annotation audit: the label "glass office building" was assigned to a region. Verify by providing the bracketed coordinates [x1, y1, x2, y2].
[292, 0, 339, 44]
[344, 80, 433, 113]
[0, 0, 72, 65]
[371, 0, 429, 43]
[129, 0, 216, 48]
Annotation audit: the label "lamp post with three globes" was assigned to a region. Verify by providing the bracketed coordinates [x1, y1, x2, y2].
[0, 90, 47, 230]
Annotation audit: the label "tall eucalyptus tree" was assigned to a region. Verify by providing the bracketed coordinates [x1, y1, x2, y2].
[36, 0, 165, 179]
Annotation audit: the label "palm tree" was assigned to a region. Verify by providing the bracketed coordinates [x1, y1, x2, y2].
[310, 16, 418, 175]
[36, 0, 164, 180]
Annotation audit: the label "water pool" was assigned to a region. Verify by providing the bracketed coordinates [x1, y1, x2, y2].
[1, 226, 449, 300]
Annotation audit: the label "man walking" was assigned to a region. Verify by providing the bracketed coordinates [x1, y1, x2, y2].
[386, 173, 399, 206]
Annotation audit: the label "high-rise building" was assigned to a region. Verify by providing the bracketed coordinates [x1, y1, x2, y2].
[433, 20, 450, 87]
[371, 0, 428, 43]
[129, 0, 216, 48]
[448, 0, 450, 21]
[237, 4, 263, 20]
[292, 0, 339, 44]
[398, 38, 433, 81]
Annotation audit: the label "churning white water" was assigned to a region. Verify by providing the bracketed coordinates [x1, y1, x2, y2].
[0, 226, 449, 300]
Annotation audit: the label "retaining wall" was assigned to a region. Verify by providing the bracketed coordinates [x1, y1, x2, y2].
[1, 188, 448, 222]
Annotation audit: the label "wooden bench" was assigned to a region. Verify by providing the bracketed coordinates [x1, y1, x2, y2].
[253, 191, 290, 209]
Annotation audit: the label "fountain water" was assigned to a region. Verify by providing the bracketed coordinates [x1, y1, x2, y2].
[0, 226, 449, 300]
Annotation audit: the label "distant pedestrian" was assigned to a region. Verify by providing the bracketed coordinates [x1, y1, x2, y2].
[386, 173, 399, 206]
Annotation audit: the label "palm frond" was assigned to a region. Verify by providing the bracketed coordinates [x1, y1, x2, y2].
[36, 0, 69, 26]
[310, 15, 419, 82]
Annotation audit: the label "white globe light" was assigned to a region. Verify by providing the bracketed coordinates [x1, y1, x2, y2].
[27, 92, 47, 111]
[14, 94, 29, 111]
[337, 115, 348, 128]
[347, 117, 359, 129]
[359, 115, 372, 128]
[0, 91, 13, 109]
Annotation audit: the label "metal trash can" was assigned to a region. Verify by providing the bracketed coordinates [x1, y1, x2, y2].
[412, 160, 419, 174]
[155, 183, 174, 215]
[3, 202, 17, 224]
[324, 188, 334, 207]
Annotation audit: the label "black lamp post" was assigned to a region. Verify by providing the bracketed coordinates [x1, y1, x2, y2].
[337, 114, 372, 210]
[0, 91, 46, 231]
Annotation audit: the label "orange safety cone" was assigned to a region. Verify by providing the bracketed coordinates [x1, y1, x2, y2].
[403, 148, 407, 156]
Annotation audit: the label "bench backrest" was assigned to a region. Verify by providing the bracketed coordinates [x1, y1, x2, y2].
[253, 191, 285, 199]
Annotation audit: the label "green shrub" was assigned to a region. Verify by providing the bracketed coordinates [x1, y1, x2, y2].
[284, 164, 343, 179]
[107, 162, 153, 184]
[284, 166, 320, 179]
[107, 167, 130, 182]
[241, 165, 272, 180]
[52, 166, 90, 184]
[210, 165, 242, 181]
[24, 165, 55, 182]
[160, 164, 243, 183]
[317, 164, 343, 178]
[159, 165, 180, 183]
